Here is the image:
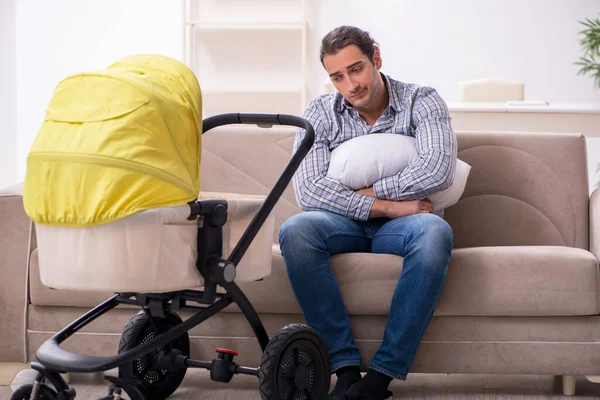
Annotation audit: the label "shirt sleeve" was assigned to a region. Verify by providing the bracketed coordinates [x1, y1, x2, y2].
[373, 87, 457, 201]
[291, 100, 375, 221]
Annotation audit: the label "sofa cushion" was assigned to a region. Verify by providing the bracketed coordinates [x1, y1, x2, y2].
[200, 127, 300, 244]
[234, 245, 598, 317]
[200, 130, 590, 249]
[30, 245, 599, 317]
[436, 246, 599, 316]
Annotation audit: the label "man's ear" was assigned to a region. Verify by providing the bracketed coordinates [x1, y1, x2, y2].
[373, 49, 382, 70]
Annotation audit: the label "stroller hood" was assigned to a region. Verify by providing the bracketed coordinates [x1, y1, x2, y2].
[23, 54, 202, 227]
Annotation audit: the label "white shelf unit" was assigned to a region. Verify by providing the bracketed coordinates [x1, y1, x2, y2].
[184, 0, 308, 118]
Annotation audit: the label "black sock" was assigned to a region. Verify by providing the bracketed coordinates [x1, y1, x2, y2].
[336, 365, 361, 379]
[346, 369, 393, 399]
[328, 366, 361, 399]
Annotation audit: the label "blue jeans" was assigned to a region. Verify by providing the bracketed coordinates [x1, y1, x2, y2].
[279, 211, 453, 380]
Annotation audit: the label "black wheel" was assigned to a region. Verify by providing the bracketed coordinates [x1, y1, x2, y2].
[118, 310, 190, 400]
[259, 323, 330, 400]
[11, 383, 58, 400]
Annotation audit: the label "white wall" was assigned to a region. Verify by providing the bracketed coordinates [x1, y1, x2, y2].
[309, 0, 600, 103]
[0, 0, 17, 188]
[6, 0, 600, 190]
[15, 0, 184, 181]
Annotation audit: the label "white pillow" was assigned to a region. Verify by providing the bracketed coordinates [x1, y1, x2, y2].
[326, 133, 471, 212]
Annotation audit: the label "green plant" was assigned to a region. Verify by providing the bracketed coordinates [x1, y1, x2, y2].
[575, 17, 600, 189]
[575, 17, 600, 88]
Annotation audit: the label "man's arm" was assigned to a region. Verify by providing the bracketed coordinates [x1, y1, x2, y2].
[372, 87, 457, 201]
[356, 187, 434, 218]
[292, 100, 375, 221]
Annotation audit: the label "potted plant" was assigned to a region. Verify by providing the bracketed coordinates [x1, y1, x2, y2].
[575, 16, 600, 187]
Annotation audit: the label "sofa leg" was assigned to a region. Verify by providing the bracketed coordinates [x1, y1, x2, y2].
[562, 375, 576, 396]
[0, 363, 30, 386]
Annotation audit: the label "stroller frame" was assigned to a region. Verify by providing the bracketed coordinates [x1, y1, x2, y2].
[21, 114, 327, 400]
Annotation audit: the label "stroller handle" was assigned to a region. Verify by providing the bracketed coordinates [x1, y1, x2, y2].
[201, 113, 315, 267]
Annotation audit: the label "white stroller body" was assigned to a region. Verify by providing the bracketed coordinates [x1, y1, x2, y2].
[36, 192, 274, 293]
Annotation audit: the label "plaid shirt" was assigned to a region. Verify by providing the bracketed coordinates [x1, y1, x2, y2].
[292, 74, 457, 221]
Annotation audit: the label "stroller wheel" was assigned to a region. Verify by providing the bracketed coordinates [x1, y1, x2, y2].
[118, 310, 190, 400]
[259, 324, 330, 400]
[10, 383, 58, 400]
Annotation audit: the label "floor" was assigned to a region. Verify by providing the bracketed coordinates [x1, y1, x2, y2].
[2, 369, 600, 399]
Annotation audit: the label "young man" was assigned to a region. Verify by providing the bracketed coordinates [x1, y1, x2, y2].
[279, 26, 457, 399]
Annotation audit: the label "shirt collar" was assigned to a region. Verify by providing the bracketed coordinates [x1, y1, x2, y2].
[333, 73, 400, 114]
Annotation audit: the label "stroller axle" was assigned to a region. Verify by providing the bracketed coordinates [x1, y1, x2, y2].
[151, 346, 260, 382]
[185, 353, 260, 382]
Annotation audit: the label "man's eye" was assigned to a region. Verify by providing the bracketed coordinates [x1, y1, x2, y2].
[332, 76, 340, 82]
[352, 68, 361, 73]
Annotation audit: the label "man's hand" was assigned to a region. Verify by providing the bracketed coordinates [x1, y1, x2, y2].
[368, 198, 433, 219]
[390, 198, 433, 217]
[355, 186, 375, 197]
[356, 186, 433, 218]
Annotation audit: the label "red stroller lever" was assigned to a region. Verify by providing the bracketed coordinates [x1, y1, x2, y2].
[216, 348, 239, 356]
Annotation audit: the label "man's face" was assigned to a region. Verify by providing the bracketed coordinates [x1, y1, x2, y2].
[323, 44, 383, 111]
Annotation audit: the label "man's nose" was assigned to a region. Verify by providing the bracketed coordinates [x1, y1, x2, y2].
[347, 77, 360, 92]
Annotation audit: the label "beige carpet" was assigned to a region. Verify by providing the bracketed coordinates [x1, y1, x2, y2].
[2, 369, 600, 399]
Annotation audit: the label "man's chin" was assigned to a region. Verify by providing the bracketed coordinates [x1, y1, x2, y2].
[350, 99, 370, 110]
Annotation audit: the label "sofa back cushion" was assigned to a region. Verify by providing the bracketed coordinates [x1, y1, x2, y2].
[445, 132, 588, 249]
[200, 128, 589, 249]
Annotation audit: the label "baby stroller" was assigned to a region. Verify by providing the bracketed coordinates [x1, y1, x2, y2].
[12, 55, 330, 400]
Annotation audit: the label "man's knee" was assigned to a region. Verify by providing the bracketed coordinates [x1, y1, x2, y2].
[411, 214, 454, 266]
[427, 215, 453, 246]
[279, 212, 329, 249]
[280, 213, 312, 241]
[428, 219, 453, 277]
[410, 214, 452, 239]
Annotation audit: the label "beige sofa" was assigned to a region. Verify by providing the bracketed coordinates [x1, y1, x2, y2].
[2, 127, 600, 396]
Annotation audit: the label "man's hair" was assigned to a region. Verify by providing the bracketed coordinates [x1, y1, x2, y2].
[319, 26, 379, 65]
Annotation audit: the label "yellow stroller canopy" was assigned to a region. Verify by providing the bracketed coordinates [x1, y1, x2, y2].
[23, 55, 202, 227]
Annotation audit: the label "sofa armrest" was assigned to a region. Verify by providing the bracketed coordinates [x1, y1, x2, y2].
[590, 187, 600, 261]
[0, 182, 30, 363]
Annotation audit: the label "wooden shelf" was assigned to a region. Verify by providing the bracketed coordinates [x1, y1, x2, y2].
[186, 0, 304, 25]
[191, 25, 304, 98]
[188, 22, 305, 31]
[185, 0, 308, 118]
